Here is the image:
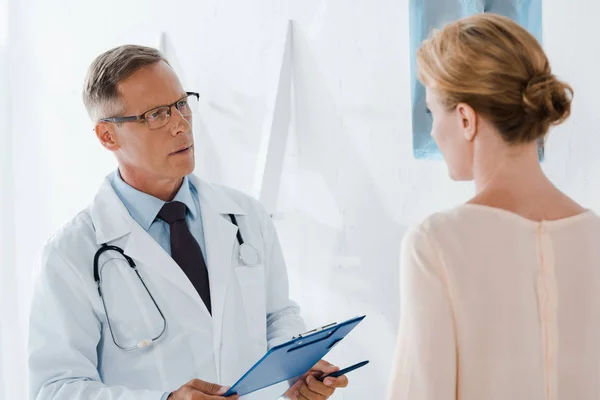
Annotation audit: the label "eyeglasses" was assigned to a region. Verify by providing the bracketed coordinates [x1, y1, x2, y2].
[100, 92, 200, 130]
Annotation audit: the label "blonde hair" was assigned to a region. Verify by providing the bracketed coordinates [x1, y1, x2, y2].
[417, 13, 573, 143]
[83, 45, 170, 123]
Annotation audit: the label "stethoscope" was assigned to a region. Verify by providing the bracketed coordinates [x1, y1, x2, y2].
[93, 213, 260, 351]
[228, 214, 260, 267]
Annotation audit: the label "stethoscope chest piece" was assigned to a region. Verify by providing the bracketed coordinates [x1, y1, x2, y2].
[229, 214, 260, 267]
[239, 243, 260, 267]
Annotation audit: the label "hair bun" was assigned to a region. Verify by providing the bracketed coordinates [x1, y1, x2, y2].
[522, 72, 573, 130]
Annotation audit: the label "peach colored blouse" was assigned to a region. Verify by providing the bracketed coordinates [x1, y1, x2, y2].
[388, 204, 600, 400]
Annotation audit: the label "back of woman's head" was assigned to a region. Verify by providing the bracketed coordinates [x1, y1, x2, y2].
[417, 13, 573, 143]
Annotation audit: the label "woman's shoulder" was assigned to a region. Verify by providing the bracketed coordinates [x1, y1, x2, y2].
[408, 203, 600, 248]
[404, 204, 528, 250]
[401, 206, 470, 252]
[410, 204, 483, 235]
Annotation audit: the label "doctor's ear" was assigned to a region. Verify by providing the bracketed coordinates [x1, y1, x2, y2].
[95, 122, 120, 151]
[456, 103, 478, 141]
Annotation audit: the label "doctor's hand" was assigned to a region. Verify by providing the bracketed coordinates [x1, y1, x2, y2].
[285, 360, 349, 400]
[167, 379, 239, 400]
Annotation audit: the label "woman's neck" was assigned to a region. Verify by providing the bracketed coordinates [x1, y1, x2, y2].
[470, 141, 584, 220]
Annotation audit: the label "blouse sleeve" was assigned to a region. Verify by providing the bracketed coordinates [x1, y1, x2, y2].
[388, 225, 457, 399]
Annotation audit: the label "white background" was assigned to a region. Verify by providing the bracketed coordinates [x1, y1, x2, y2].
[1, 0, 600, 399]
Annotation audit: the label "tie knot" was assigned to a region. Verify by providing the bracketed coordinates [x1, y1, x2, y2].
[157, 201, 187, 224]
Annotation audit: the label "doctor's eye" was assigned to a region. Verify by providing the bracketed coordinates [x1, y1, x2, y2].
[146, 107, 169, 121]
[176, 99, 193, 117]
[425, 107, 432, 115]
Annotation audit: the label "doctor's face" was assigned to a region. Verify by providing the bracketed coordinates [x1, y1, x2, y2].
[104, 61, 195, 181]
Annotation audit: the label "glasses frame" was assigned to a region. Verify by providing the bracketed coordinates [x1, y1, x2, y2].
[99, 91, 200, 130]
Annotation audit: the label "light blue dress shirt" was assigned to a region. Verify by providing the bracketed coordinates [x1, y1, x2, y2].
[109, 170, 207, 261]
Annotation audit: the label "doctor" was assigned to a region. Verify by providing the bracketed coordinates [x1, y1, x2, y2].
[28, 45, 349, 400]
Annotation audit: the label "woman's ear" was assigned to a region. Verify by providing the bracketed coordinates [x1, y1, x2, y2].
[456, 103, 478, 141]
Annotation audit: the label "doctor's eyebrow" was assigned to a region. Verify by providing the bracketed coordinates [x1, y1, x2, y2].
[143, 93, 189, 111]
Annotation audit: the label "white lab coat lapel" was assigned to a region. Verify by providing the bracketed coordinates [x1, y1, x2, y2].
[91, 175, 249, 380]
[90, 177, 210, 315]
[123, 222, 211, 314]
[191, 176, 247, 378]
[198, 201, 235, 378]
[89, 178, 132, 245]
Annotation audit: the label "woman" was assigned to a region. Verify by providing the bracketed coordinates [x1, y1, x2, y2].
[389, 13, 600, 400]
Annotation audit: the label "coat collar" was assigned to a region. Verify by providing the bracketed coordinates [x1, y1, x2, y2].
[90, 173, 246, 245]
[189, 175, 247, 217]
[109, 171, 198, 231]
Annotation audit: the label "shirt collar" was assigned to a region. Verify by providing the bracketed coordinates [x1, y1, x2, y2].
[110, 171, 198, 231]
[172, 175, 198, 220]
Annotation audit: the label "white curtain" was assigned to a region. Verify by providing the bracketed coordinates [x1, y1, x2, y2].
[0, 1, 28, 398]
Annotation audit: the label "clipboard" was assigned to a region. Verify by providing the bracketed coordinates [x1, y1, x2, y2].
[224, 315, 366, 397]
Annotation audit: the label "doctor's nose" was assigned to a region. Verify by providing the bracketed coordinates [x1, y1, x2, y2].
[169, 107, 192, 137]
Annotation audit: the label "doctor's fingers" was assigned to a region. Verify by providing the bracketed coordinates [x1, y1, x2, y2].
[296, 378, 331, 400]
[312, 359, 339, 374]
[297, 387, 326, 400]
[186, 379, 226, 394]
[304, 375, 335, 397]
[169, 388, 226, 400]
[321, 374, 348, 389]
[177, 389, 237, 400]
[178, 394, 225, 400]
[170, 388, 236, 400]
[176, 379, 237, 399]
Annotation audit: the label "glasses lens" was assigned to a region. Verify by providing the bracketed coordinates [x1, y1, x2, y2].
[177, 94, 199, 117]
[144, 107, 171, 130]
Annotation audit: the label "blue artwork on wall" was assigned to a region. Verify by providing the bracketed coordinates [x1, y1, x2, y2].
[410, 0, 544, 160]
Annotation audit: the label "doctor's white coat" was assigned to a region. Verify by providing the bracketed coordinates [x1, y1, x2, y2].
[28, 174, 306, 400]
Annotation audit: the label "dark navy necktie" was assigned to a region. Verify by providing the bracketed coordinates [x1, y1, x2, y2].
[157, 201, 211, 314]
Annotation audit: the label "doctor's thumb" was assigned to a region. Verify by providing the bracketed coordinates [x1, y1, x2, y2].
[188, 379, 230, 395]
[213, 385, 229, 395]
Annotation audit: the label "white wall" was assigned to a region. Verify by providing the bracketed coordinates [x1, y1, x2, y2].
[0, 0, 16, 397]
[4, 0, 600, 399]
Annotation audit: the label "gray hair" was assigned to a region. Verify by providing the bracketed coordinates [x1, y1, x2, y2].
[83, 44, 170, 123]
